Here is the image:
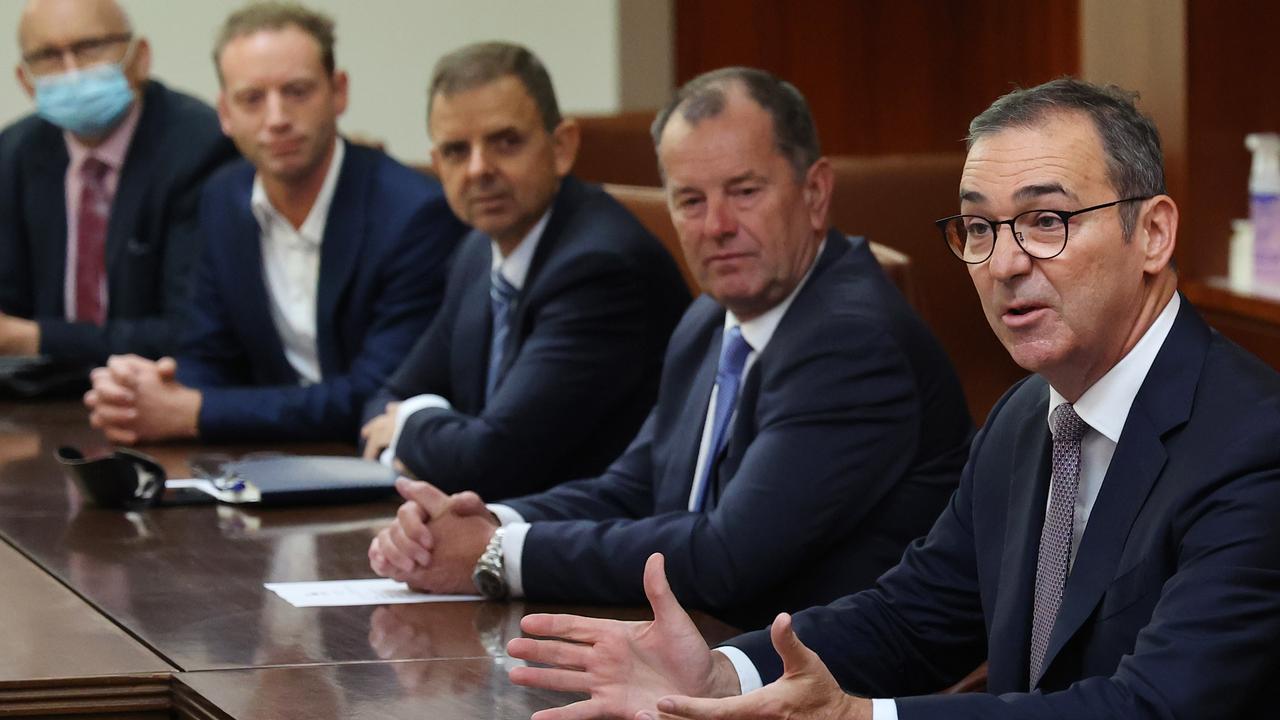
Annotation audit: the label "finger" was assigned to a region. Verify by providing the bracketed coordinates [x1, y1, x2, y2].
[361, 441, 379, 460]
[395, 499, 435, 550]
[91, 377, 137, 405]
[83, 388, 97, 409]
[769, 612, 820, 675]
[102, 426, 139, 445]
[519, 612, 619, 643]
[656, 694, 743, 719]
[448, 490, 489, 517]
[369, 543, 392, 577]
[529, 698, 613, 720]
[89, 402, 138, 425]
[508, 664, 593, 694]
[388, 518, 433, 567]
[394, 475, 450, 517]
[505, 637, 590, 670]
[156, 356, 178, 379]
[106, 355, 143, 387]
[373, 529, 420, 575]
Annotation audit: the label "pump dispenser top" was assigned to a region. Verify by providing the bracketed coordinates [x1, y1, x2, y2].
[1247, 133, 1280, 194]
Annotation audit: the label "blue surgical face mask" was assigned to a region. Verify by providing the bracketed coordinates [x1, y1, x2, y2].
[33, 44, 137, 139]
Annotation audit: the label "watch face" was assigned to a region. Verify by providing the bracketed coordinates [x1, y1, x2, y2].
[473, 567, 506, 599]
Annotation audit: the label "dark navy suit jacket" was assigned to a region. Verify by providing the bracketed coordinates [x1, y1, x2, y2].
[505, 233, 974, 628]
[730, 298, 1280, 717]
[178, 143, 465, 442]
[370, 177, 689, 499]
[0, 80, 236, 363]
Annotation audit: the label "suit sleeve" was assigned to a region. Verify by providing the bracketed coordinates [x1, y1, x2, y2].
[510, 316, 934, 611]
[725, 419, 993, 695]
[37, 134, 235, 363]
[502, 409, 660, 522]
[394, 249, 663, 498]
[0, 128, 34, 319]
[193, 197, 462, 443]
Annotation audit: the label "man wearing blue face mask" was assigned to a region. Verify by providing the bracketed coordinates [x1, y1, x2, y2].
[0, 0, 236, 384]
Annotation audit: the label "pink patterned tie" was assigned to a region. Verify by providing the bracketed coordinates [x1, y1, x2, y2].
[1029, 402, 1085, 687]
[75, 157, 111, 325]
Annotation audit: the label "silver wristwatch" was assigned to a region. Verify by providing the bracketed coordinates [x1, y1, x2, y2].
[472, 527, 509, 599]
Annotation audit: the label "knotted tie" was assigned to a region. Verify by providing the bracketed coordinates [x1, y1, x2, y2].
[486, 269, 519, 399]
[75, 157, 111, 325]
[1029, 402, 1086, 687]
[691, 326, 753, 512]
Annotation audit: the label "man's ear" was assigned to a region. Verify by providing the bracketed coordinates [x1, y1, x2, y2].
[551, 118, 580, 177]
[803, 157, 835, 233]
[15, 64, 34, 99]
[1137, 195, 1178, 275]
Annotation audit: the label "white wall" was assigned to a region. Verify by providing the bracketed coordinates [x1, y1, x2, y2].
[1, 0, 673, 163]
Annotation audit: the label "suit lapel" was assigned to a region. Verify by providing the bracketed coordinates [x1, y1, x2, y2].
[315, 145, 367, 375]
[106, 92, 162, 281]
[225, 175, 289, 376]
[1036, 296, 1207, 686]
[458, 242, 495, 411]
[672, 321, 723, 506]
[988, 389, 1051, 692]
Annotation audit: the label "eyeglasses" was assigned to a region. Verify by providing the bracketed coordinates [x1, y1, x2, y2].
[22, 33, 133, 76]
[936, 197, 1150, 264]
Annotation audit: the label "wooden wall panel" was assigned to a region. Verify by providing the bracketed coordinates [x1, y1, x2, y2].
[1185, 1, 1280, 280]
[675, 0, 1079, 156]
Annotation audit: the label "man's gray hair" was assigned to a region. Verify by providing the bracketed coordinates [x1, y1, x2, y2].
[428, 41, 561, 133]
[651, 67, 820, 180]
[968, 77, 1166, 238]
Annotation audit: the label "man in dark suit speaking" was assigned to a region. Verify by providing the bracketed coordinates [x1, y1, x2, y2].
[368, 67, 973, 629]
[359, 41, 690, 500]
[0, 0, 235, 366]
[509, 79, 1280, 720]
[82, 2, 463, 443]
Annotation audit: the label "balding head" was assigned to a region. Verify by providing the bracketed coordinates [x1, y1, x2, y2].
[14, 0, 149, 104]
[18, 0, 131, 53]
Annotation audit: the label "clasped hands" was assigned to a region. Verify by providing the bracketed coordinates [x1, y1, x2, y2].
[505, 553, 871, 720]
[368, 476, 499, 595]
[83, 354, 201, 443]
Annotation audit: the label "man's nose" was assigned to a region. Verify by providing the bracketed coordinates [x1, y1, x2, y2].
[703, 195, 738, 238]
[986, 224, 1032, 280]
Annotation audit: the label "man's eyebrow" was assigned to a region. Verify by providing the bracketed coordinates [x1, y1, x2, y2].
[725, 171, 765, 186]
[959, 189, 985, 204]
[1013, 183, 1073, 203]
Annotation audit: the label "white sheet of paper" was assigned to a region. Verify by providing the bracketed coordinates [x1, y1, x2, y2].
[264, 578, 483, 607]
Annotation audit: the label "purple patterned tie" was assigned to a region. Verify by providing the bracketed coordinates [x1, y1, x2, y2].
[1029, 402, 1086, 688]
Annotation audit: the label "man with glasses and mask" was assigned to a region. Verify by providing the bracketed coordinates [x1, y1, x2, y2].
[507, 78, 1280, 720]
[0, 0, 235, 375]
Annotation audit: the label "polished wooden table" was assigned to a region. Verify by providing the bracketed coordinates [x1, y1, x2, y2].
[0, 401, 738, 718]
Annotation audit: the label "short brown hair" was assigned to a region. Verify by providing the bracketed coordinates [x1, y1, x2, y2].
[213, 2, 336, 85]
[428, 41, 561, 133]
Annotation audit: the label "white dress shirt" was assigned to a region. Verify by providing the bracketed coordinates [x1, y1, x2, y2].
[490, 239, 826, 598]
[249, 138, 345, 385]
[379, 208, 552, 467]
[720, 293, 1181, 718]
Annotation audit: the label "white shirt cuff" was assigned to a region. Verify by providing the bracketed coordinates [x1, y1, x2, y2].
[379, 393, 452, 467]
[712, 646, 763, 694]
[486, 503, 527, 527]
[871, 698, 899, 720]
[499, 521, 531, 598]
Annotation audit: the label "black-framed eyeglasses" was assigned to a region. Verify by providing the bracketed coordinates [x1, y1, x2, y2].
[22, 33, 133, 76]
[936, 196, 1151, 264]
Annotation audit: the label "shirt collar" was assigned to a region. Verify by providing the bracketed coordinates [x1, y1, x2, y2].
[489, 206, 552, 291]
[1048, 292, 1180, 442]
[725, 237, 827, 353]
[251, 137, 345, 247]
[64, 95, 143, 173]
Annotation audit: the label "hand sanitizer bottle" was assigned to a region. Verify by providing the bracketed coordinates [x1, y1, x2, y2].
[1246, 133, 1280, 289]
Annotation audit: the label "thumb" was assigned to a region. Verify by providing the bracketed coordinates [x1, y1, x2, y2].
[448, 490, 489, 517]
[156, 356, 179, 379]
[394, 476, 449, 517]
[643, 553, 690, 627]
[770, 613, 818, 675]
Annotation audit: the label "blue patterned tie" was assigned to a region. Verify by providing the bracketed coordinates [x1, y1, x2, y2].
[1030, 402, 1086, 687]
[691, 326, 753, 512]
[486, 269, 518, 399]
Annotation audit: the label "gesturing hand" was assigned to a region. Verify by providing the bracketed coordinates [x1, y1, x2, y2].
[507, 553, 742, 720]
[651, 612, 870, 720]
